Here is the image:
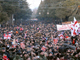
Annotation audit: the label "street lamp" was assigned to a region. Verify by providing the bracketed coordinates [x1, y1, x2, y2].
[47, 11, 49, 15]
[55, 20, 56, 25]
[13, 18, 15, 21]
[21, 19, 22, 25]
[39, 12, 41, 15]
[61, 19, 62, 24]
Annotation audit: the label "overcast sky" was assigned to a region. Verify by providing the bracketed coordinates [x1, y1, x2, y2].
[27, 0, 41, 10]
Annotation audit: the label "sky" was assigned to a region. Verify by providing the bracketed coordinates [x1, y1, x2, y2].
[27, 0, 41, 11]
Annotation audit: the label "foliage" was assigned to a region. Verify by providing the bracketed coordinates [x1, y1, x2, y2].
[0, 0, 32, 23]
[37, 0, 80, 22]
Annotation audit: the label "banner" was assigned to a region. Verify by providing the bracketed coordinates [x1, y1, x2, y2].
[57, 24, 71, 31]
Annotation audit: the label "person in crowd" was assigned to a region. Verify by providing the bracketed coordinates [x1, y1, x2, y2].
[0, 21, 80, 60]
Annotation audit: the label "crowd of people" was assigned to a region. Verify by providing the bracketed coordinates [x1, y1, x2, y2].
[0, 21, 80, 60]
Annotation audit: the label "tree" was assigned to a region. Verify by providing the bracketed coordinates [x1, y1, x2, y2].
[14, 0, 32, 20]
[37, 0, 63, 21]
[37, 0, 80, 22]
[55, 0, 80, 21]
[0, 4, 9, 23]
[0, 0, 32, 23]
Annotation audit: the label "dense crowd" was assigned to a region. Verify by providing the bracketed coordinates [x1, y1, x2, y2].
[0, 21, 80, 60]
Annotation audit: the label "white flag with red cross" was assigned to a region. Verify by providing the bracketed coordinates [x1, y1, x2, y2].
[41, 46, 46, 51]
[71, 17, 79, 36]
[20, 42, 25, 49]
[4, 34, 11, 39]
[53, 38, 58, 44]
[73, 17, 79, 29]
[58, 34, 64, 39]
[71, 22, 74, 36]
[12, 45, 16, 48]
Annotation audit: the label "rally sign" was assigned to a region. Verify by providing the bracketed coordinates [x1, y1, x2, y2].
[57, 24, 71, 31]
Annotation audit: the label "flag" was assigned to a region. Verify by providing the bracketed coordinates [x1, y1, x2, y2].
[78, 27, 80, 33]
[4, 34, 11, 39]
[41, 46, 46, 51]
[58, 34, 64, 39]
[12, 39, 16, 48]
[74, 17, 79, 29]
[3, 55, 9, 60]
[16, 39, 18, 42]
[53, 38, 58, 44]
[71, 17, 79, 36]
[71, 22, 74, 36]
[20, 42, 25, 49]
[12, 45, 16, 48]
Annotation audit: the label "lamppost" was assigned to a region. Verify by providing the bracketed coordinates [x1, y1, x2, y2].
[39, 12, 41, 15]
[47, 11, 49, 22]
[12, 18, 15, 25]
[21, 19, 22, 25]
[47, 11, 49, 15]
[55, 20, 56, 25]
[61, 19, 62, 24]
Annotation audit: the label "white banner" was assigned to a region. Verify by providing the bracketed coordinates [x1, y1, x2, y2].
[57, 24, 71, 31]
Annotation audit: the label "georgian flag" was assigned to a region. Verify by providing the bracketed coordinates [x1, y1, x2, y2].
[58, 34, 64, 39]
[20, 42, 25, 49]
[41, 46, 46, 51]
[71, 17, 79, 36]
[4, 34, 11, 39]
[12, 45, 16, 48]
[71, 22, 74, 36]
[53, 38, 58, 44]
[73, 17, 79, 29]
